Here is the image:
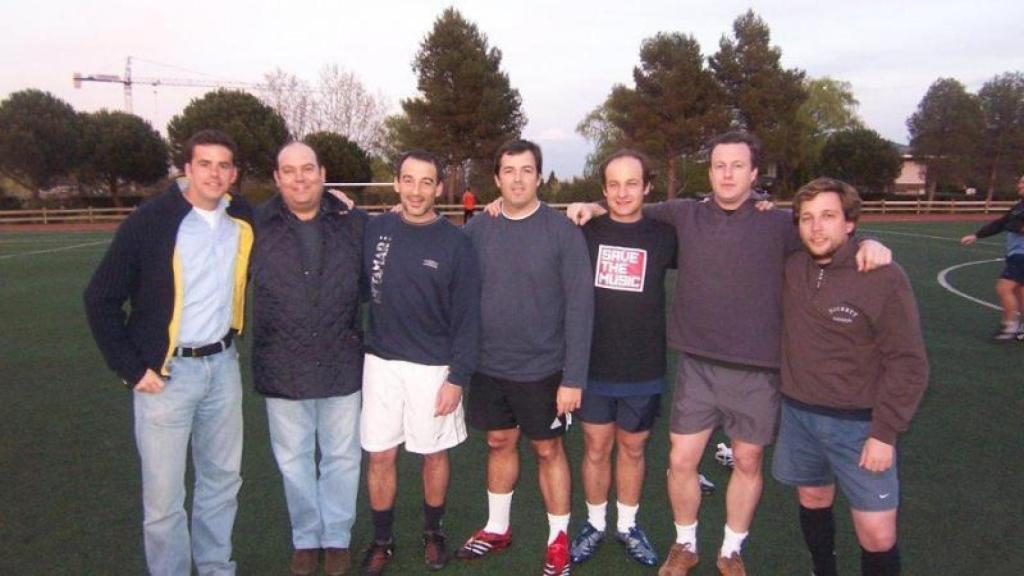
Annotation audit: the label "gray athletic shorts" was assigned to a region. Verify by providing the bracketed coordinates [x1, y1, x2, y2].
[772, 400, 899, 512]
[669, 353, 780, 446]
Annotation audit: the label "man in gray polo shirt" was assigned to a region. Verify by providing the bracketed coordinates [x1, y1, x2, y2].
[568, 131, 891, 576]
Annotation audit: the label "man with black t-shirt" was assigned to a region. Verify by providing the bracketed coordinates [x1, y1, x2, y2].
[569, 150, 675, 569]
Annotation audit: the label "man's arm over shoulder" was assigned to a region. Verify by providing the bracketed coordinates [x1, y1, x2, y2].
[447, 233, 482, 387]
[83, 218, 148, 386]
[869, 265, 929, 444]
[559, 223, 594, 389]
[642, 198, 692, 228]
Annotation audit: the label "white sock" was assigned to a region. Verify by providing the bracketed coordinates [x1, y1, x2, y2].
[547, 513, 570, 545]
[1007, 319, 1021, 331]
[586, 501, 607, 532]
[483, 491, 513, 534]
[675, 521, 698, 551]
[720, 525, 748, 558]
[616, 501, 639, 534]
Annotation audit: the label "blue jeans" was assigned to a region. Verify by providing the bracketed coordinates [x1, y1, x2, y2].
[266, 392, 362, 549]
[133, 347, 243, 576]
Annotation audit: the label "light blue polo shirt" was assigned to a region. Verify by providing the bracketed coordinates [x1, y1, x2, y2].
[176, 195, 240, 347]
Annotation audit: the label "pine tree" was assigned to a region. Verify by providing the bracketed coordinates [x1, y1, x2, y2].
[388, 8, 526, 202]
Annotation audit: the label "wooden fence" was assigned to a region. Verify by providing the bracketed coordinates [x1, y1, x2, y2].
[0, 199, 1016, 225]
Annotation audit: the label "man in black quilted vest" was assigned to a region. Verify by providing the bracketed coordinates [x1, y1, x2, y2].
[250, 142, 368, 576]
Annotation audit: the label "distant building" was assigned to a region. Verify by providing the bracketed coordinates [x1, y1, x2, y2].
[891, 143, 927, 196]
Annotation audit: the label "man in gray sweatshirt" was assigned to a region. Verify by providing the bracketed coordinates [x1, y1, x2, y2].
[455, 139, 594, 576]
[568, 132, 891, 576]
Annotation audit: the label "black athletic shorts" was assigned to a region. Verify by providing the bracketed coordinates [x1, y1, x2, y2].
[578, 390, 661, 433]
[1001, 254, 1024, 283]
[467, 371, 567, 440]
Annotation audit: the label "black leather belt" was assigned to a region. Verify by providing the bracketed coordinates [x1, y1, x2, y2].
[174, 331, 234, 358]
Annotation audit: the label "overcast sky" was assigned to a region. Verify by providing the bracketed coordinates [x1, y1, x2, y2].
[2, 0, 1021, 179]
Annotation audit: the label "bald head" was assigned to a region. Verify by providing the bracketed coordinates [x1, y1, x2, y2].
[277, 141, 319, 168]
[274, 142, 326, 220]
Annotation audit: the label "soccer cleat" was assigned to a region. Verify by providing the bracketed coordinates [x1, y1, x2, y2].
[715, 443, 735, 469]
[454, 528, 512, 560]
[716, 552, 747, 576]
[569, 522, 604, 564]
[617, 525, 659, 566]
[699, 474, 716, 495]
[570, 521, 605, 564]
[360, 539, 394, 576]
[543, 531, 571, 576]
[658, 543, 699, 576]
[423, 529, 450, 571]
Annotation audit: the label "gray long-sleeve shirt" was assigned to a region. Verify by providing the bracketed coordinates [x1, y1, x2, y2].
[464, 203, 594, 387]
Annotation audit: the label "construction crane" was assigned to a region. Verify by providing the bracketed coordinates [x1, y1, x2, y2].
[73, 56, 259, 114]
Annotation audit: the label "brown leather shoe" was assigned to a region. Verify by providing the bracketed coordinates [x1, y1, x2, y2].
[324, 547, 352, 576]
[658, 543, 699, 576]
[289, 548, 319, 576]
[716, 552, 747, 576]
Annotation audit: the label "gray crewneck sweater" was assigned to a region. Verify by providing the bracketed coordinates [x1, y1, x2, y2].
[464, 202, 594, 387]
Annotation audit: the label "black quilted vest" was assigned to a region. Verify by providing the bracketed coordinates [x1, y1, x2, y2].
[250, 194, 366, 399]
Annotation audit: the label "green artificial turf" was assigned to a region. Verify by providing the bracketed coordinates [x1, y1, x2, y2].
[0, 221, 1020, 574]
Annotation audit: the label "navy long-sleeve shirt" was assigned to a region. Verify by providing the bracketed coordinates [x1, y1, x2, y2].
[464, 203, 594, 388]
[363, 212, 481, 387]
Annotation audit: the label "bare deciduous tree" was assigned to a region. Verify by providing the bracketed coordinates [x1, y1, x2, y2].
[258, 65, 389, 155]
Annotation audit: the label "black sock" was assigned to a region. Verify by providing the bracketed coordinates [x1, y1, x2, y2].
[424, 502, 446, 532]
[861, 543, 900, 576]
[799, 505, 837, 576]
[372, 509, 394, 543]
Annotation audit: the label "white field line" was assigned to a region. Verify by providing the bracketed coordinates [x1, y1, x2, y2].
[936, 259, 1004, 312]
[0, 240, 109, 260]
[849, 228, 1005, 311]
[857, 228, 1000, 246]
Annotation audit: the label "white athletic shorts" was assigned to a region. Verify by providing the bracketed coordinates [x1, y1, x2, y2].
[360, 353, 468, 454]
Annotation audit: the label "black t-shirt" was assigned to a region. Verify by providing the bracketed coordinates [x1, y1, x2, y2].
[583, 214, 677, 384]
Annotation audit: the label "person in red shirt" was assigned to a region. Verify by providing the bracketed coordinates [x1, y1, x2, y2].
[462, 187, 478, 223]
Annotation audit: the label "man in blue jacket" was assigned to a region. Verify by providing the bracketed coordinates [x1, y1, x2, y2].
[85, 130, 253, 576]
[250, 142, 367, 576]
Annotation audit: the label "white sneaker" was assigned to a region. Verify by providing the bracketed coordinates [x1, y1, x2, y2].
[715, 443, 735, 469]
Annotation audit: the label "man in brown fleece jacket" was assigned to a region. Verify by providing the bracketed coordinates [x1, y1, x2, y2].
[772, 178, 929, 576]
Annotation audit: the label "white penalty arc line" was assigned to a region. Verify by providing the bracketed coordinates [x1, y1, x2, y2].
[0, 240, 110, 260]
[936, 259, 1003, 312]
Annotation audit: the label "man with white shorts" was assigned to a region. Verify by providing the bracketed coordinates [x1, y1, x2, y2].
[359, 149, 481, 575]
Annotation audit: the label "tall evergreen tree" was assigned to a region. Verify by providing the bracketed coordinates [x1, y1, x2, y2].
[710, 10, 807, 192]
[605, 33, 729, 198]
[388, 8, 526, 202]
[907, 78, 984, 200]
[977, 72, 1024, 200]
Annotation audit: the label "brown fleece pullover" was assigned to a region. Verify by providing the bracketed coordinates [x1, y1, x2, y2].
[780, 238, 929, 444]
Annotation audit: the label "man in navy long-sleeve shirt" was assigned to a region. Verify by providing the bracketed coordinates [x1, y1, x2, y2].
[455, 140, 594, 576]
[359, 150, 481, 575]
